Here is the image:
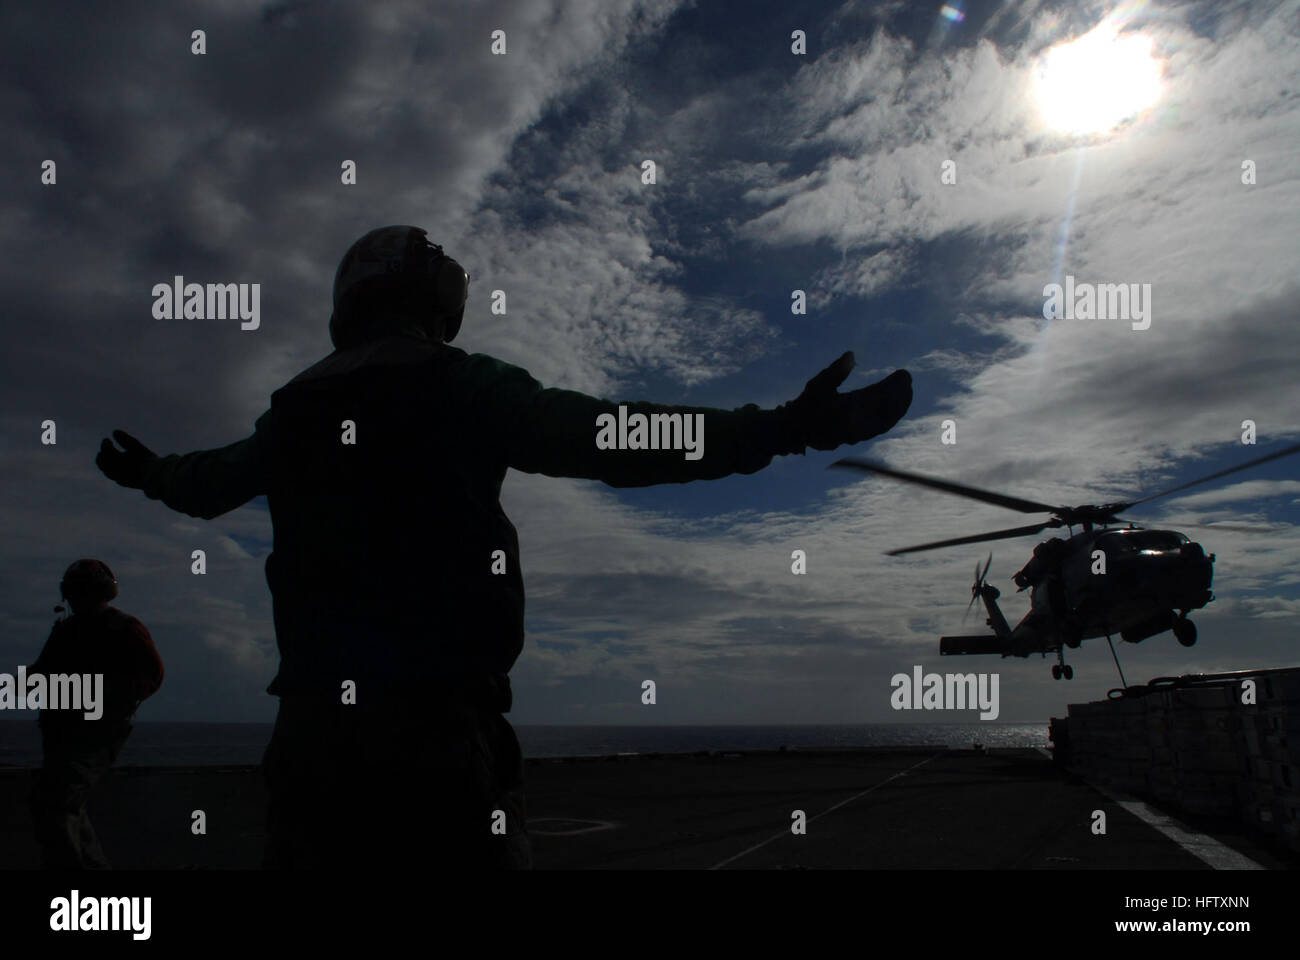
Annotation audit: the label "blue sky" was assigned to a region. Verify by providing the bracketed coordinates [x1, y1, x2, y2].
[1, 0, 1297, 732]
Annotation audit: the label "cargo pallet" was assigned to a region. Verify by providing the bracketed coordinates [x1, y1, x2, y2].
[1049, 666, 1300, 855]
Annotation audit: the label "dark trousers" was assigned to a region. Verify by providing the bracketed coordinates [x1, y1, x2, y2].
[262, 695, 532, 870]
[30, 726, 131, 870]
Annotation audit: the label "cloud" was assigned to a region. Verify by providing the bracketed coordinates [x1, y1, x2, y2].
[2, 0, 1297, 727]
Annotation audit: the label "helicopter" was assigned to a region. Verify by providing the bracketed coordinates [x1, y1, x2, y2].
[831, 441, 1300, 680]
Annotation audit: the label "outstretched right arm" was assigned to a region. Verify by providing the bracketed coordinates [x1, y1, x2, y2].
[96, 413, 273, 520]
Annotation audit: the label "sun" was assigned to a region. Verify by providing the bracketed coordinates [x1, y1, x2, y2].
[1035, 22, 1163, 135]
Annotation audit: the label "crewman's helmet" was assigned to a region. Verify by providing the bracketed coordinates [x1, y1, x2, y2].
[328, 225, 470, 349]
[60, 559, 118, 604]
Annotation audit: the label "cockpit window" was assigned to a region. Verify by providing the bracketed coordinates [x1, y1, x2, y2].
[1097, 530, 1188, 553]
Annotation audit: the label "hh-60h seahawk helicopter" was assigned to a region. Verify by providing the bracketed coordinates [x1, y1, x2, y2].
[832, 442, 1300, 680]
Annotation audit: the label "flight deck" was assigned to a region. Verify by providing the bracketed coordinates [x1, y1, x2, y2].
[1, 746, 1294, 870]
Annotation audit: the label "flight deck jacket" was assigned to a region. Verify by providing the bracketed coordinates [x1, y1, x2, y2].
[29, 607, 164, 738]
[137, 332, 805, 708]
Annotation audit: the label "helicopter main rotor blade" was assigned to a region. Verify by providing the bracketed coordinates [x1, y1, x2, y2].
[1124, 441, 1300, 510]
[886, 522, 1056, 557]
[830, 458, 1060, 514]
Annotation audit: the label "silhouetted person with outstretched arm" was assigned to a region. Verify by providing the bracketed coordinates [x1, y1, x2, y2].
[96, 225, 912, 870]
[28, 559, 164, 869]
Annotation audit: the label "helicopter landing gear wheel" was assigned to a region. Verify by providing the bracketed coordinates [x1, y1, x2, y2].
[1173, 616, 1197, 647]
[1052, 647, 1072, 680]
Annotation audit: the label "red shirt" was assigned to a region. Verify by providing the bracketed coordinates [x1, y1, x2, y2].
[29, 606, 164, 730]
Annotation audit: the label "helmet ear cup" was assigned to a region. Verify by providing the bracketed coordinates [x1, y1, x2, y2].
[442, 306, 464, 343]
[428, 254, 469, 341]
[102, 563, 119, 602]
[431, 255, 469, 316]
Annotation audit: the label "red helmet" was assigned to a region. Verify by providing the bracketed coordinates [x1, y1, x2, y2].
[60, 559, 118, 603]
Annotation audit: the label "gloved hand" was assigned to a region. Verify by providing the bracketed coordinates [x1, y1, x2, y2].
[96, 429, 159, 489]
[778, 352, 912, 451]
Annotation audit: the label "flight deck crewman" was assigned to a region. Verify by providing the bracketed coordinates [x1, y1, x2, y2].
[28, 559, 164, 869]
[94, 225, 913, 870]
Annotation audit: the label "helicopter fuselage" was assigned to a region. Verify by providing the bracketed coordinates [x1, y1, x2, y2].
[842, 440, 1298, 679]
[1006, 526, 1214, 655]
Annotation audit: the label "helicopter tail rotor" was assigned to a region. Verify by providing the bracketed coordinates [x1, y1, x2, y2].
[965, 552, 994, 621]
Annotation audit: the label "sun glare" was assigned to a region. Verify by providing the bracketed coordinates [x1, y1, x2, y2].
[1035, 22, 1162, 135]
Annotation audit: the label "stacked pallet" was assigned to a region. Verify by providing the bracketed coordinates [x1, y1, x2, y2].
[1166, 684, 1240, 817]
[1053, 667, 1300, 853]
[1239, 671, 1300, 852]
[1062, 696, 1150, 795]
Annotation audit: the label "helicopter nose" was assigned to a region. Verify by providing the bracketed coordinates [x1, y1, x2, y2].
[1175, 548, 1215, 591]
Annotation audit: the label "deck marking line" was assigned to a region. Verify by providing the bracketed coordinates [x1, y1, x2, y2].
[528, 817, 617, 836]
[1089, 783, 1265, 870]
[708, 753, 940, 870]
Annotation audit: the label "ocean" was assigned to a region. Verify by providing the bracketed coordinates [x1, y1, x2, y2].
[0, 720, 1049, 768]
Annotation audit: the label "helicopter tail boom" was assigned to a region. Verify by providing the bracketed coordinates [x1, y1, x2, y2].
[942, 557, 1018, 656]
[940, 634, 1010, 656]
